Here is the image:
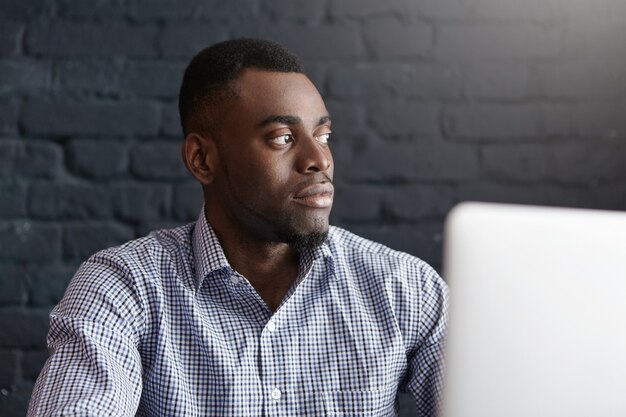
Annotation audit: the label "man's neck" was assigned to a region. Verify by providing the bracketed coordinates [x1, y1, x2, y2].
[206, 212, 300, 312]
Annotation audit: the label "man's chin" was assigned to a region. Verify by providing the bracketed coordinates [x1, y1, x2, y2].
[285, 231, 329, 253]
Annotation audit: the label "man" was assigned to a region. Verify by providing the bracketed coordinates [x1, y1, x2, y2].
[28, 38, 448, 416]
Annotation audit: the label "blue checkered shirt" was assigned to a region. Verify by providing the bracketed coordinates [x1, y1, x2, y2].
[28, 210, 448, 416]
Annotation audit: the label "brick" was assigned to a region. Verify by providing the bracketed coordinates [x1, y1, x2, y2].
[413, 0, 469, 20]
[482, 144, 552, 182]
[63, 222, 134, 260]
[327, 64, 392, 99]
[468, 0, 559, 22]
[56, 0, 125, 18]
[368, 100, 439, 136]
[457, 182, 593, 208]
[382, 185, 456, 220]
[54, 60, 122, 96]
[570, 101, 626, 138]
[562, 19, 626, 60]
[559, 0, 626, 21]
[443, 103, 570, 140]
[0, 21, 22, 57]
[552, 141, 626, 186]
[398, 393, 416, 417]
[120, 61, 185, 98]
[325, 100, 367, 137]
[159, 23, 229, 59]
[26, 21, 157, 58]
[590, 184, 626, 211]
[0, 60, 51, 96]
[130, 142, 189, 180]
[0, 182, 27, 218]
[171, 182, 203, 221]
[137, 220, 183, 236]
[394, 64, 463, 99]
[363, 18, 433, 59]
[328, 63, 462, 100]
[0, 309, 49, 348]
[21, 99, 160, 137]
[128, 0, 260, 21]
[22, 349, 48, 382]
[0, 384, 34, 417]
[329, 0, 411, 18]
[0, 266, 27, 306]
[331, 184, 385, 222]
[0, 350, 17, 387]
[537, 61, 626, 99]
[343, 140, 479, 182]
[66, 140, 128, 179]
[263, 0, 325, 20]
[0, 222, 61, 263]
[29, 184, 113, 220]
[112, 184, 171, 222]
[0, 0, 47, 18]
[0, 140, 62, 179]
[465, 63, 534, 99]
[27, 264, 76, 307]
[161, 101, 182, 137]
[264, 23, 363, 60]
[0, 99, 19, 135]
[435, 23, 560, 62]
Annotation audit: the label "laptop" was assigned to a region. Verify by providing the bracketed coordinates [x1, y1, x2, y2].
[441, 202, 626, 417]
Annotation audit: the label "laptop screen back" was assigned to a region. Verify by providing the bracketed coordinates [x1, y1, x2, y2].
[441, 202, 626, 417]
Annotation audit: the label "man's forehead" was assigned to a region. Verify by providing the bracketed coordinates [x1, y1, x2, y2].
[225, 69, 328, 125]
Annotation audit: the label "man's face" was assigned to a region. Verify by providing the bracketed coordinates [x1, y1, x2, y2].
[210, 69, 334, 250]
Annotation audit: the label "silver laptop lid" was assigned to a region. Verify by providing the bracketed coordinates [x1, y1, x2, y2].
[441, 202, 626, 417]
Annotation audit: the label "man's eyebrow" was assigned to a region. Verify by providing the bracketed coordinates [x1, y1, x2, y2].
[258, 115, 301, 127]
[258, 114, 332, 128]
[318, 115, 332, 125]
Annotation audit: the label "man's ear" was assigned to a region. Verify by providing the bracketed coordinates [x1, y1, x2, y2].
[182, 133, 219, 186]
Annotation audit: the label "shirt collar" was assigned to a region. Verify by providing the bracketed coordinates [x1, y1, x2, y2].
[192, 206, 336, 291]
[192, 207, 232, 291]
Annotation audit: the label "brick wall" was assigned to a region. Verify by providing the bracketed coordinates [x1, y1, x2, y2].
[2, 0, 626, 414]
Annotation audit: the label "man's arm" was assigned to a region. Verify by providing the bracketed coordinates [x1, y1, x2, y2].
[403, 263, 449, 417]
[28, 253, 145, 416]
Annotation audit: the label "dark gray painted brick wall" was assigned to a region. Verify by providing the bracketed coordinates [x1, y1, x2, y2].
[2, 0, 626, 414]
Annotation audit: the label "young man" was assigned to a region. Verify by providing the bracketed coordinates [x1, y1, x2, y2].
[28, 38, 448, 416]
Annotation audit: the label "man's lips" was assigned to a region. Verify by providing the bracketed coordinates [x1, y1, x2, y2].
[293, 183, 334, 208]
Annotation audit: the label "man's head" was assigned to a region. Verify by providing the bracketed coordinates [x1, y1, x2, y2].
[179, 38, 304, 136]
[180, 38, 334, 253]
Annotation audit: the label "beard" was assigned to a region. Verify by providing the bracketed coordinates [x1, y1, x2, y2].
[263, 208, 329, 253]
[220, 159, 330, 252]
[281, 218, 329, 253]
[286, 231, 328, 253]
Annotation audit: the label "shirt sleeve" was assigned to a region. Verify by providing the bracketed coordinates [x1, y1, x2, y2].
[27, 252, 145, 416]
[404, 263, 449, 417]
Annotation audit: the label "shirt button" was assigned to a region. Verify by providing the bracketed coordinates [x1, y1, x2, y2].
[271, 388, 282, 400]
[230, 275, 240, 284]
[267, 321, 276, 332]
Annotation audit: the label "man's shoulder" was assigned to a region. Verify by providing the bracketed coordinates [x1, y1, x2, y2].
[326, 225, 427, 269]
[87, 221, 196, 270]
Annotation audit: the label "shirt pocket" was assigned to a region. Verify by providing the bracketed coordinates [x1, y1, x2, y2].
[322, 387, 396, 416]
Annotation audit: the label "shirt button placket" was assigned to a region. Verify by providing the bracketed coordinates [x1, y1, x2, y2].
[267, 320, 276, 333]
[261, 317, 283, 416]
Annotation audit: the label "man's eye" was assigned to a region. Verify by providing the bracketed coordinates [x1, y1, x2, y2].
[316, 133, 331, 144]
[270, 134, 293, 145]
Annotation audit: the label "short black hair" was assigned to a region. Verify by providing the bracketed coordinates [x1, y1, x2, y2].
[178, 38, 304, 136]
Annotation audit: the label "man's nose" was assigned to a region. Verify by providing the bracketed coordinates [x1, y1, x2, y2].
[296, 136, 332, 173]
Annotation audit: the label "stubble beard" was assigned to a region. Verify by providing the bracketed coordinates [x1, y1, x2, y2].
[281, 216, 329, 254]
[221, 160, 330, 253]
